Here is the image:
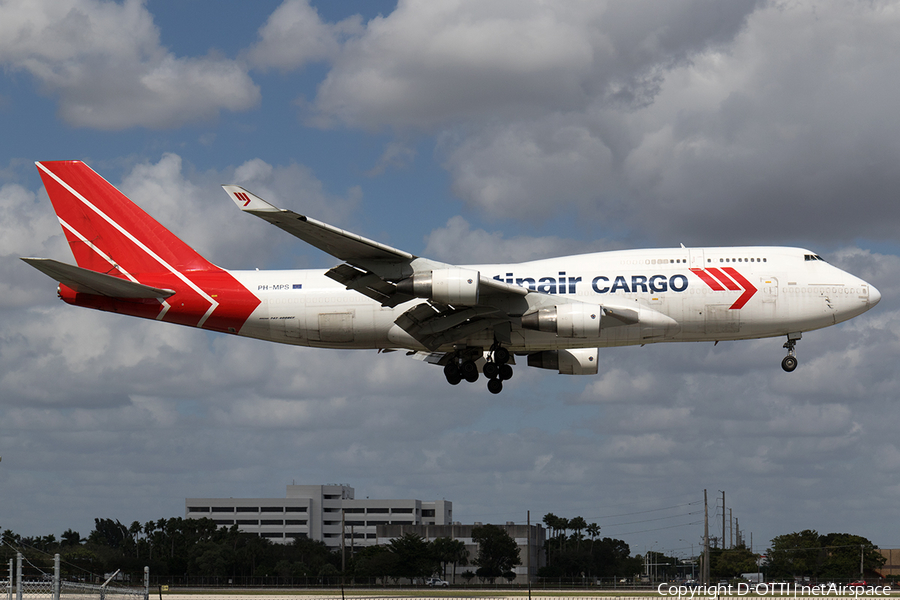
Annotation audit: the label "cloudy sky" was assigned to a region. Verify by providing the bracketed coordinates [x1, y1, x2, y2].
[2, 0, 900, 562]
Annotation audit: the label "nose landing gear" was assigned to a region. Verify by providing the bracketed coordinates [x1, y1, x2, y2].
[781, 332, 801, 372]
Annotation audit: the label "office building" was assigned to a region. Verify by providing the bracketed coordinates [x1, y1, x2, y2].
[186, 484, 452, 548]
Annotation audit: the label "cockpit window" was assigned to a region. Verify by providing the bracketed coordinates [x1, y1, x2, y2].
[804, 254, 827, 262]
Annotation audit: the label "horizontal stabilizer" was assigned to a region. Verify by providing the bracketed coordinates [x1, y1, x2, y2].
[21, 258, 175, 299]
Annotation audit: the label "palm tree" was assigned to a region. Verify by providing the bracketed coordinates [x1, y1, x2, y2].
[586, 523, 600, 553]
[569, 516, 587, 549]
[542, 513, 558, 539]
[557, 517, 570, 554]
[61, 529, 82, 547]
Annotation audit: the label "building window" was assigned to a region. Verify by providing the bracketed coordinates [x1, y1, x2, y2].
[392, 508, 413, 514]
[236, 507, 259, 513]
[236, 520, 258, 525]
[261, 520, 284, 526]
[211, 507, 234, 513]
[286, 533, 308, 539]
[422, 510, 435, 517]
[260, 507, 283, 513]
[367, 508, 389, 514]
[213, 520, 234, 526]
[285, 507, 307, 513]
[344, 508, 364, 514]
[187, 507, 210, 513]
[261, 533, 283, 539]
[285, 520, 307, 526]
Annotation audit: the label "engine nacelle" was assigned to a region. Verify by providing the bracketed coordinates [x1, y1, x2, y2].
[396, 268, 480, 305]
[521, 303, 601, 338]
[527, 348, 599, 375]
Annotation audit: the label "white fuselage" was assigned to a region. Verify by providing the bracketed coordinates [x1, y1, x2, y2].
[230, 246, 879, 352]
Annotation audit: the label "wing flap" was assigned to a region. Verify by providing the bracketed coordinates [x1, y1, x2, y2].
[21, 258, 175, 299]
[395, 302, 505, 351]
[325, 263, 414, 308]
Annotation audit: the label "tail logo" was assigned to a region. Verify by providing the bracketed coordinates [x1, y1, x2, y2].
[690, 267, 758, 309]
[235, 192, 252, 207]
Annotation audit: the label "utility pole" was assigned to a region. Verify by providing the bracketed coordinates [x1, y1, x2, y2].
[703, 490, 710, 585]
[721, 491, 726, 550]
[527, 511, 532, 598]
[729, 509, 733, 549]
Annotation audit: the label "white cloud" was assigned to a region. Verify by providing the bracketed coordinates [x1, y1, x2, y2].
[5, 0, 900, 555]
[0, 0, 259, 129]
[308, 0, 756, 130]
[300, 0, 900, 245]
[423, 215, 612, 264]
[245, 0, 363, 71]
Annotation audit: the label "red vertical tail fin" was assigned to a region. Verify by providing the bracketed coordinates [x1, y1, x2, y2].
[34, 161, 260, 332]
[36, 160, 215, 276]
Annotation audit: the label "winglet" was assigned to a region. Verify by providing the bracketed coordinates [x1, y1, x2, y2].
[222, 185, 280, 213]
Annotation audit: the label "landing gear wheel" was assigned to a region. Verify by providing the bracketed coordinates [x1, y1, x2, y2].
[461, 360, 479, 383]
[443, 362, 461, 385]
[782, 333, 801, 373]
[498, 364, 513, 381]
[493, 346, 510, 365]
[487, 378, 503, 394]
[483, 362, 500, 379]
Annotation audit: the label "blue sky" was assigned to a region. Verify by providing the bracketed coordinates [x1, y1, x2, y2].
[3, 0, 900, 565]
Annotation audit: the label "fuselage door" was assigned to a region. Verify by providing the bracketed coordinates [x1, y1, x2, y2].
[689, 249, 706, 269]
[761, 277, 778, 303]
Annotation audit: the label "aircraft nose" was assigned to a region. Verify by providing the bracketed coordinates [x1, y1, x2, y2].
[869, 283, 882, 307]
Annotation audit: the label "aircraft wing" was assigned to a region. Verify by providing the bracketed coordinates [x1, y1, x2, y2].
[222, 186, 414, 265]
[222, 185, 589, 349]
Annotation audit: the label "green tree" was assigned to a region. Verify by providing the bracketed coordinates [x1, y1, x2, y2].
[712, 547, 760, 579]
[472, 524, 521, 582]
[767, 529, 822, 578]
[819, 533, 885, 579]
[387, 533, 435, 582]
[586, 523, 600, 552]
[61, 529, 82, 547]
[89, 518, 127, 549]
[569, 516, 587, 549]
[431, 536, 469, 581]
[352, 545, 400, 583]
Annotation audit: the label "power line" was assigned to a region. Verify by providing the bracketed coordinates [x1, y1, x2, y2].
[612, 520, 705, 537]
[599, 510, 703, 529]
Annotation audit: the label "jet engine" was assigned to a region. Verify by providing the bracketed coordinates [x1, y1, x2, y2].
[520, 303, 601, 338]
[395, 268, 480, 305]
[527, 348, 599, 375]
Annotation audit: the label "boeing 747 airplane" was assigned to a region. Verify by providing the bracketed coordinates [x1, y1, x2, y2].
[23, 161, 881, 393]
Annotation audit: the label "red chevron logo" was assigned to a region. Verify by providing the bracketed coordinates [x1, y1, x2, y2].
[690, 267, 758, 309]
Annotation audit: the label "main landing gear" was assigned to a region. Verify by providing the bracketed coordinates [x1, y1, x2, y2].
[781, 332, 801, 372]
[443, 344, 513, 393]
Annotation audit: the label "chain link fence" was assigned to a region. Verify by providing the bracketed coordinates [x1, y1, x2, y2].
[6, 553, 148, 600]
